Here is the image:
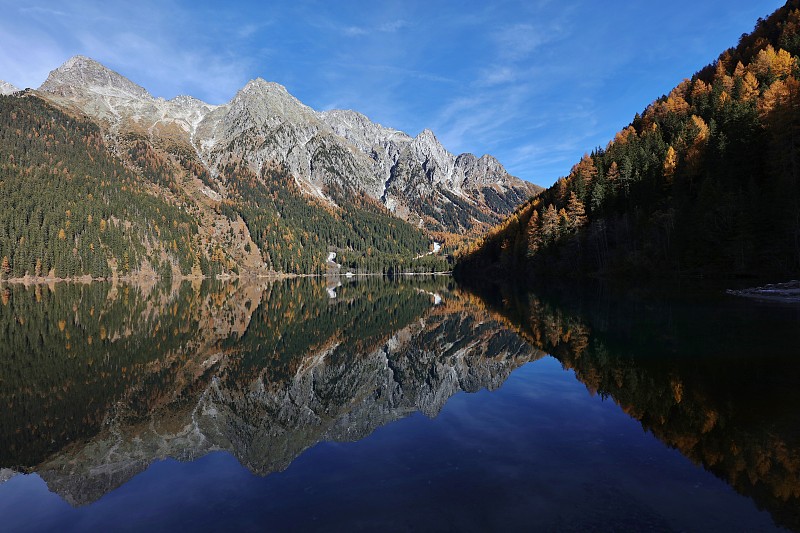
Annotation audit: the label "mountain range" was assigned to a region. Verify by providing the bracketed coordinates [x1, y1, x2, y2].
[0, 56, 539, 279]
[38, 55, 537, 229]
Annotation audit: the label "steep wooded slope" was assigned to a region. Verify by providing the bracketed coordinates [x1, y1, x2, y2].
[457, 1, 800, 280]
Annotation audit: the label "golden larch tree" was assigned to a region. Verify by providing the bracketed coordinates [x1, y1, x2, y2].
[663, 146, 678, 182]
[526, 209, 540, 256]
[566, 192, 587, 230]
[751, 45, 795, 79]
[572, 154, 597, 185]
[606, 161, 620, 190]
[691, 79, 711, 100]
[740, 72, 760, 101]
[685, 116, 710, 174]
[714, 60, 735, 93]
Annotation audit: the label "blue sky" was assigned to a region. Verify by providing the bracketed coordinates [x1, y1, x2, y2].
[0, 1, 785, 187]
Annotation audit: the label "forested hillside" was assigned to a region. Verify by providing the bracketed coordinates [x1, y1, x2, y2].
[457, 1, 800, 280]
[216, 160, 446, 274]
[0, 52, 540, 280]
[0, 94, 201, 279]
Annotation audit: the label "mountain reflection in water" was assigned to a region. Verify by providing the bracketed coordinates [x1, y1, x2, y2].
[0, 277, 798, 531]
[0, 278, 537, 506]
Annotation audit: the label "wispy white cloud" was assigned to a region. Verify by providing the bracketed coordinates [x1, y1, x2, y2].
[341, 18, 409, 37]
[478, 66, 517, 87]
[379, 20, 409, 32]
[343, 26, 369, 36]
[494, 24, 550, 61]
[19, 6, 69, 17]
[237, 24, 263, 39]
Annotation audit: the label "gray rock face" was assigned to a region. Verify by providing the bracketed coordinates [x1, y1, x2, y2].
[195, 79, 384, 201]
[318, 113, 541, 230]
[0, 80, 19, 95]
[40, 55, 149, 100]
[34, 55, 539, 233]
[38, 56, 217, 139]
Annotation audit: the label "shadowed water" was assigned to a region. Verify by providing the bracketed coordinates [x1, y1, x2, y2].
[0, 277, 797, 531]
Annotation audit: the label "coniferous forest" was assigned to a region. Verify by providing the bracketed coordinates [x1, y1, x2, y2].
[457, 1, 800, 281]
[0, 95, 200, 279]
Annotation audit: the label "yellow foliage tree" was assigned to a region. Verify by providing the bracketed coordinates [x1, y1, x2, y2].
[665, 91, 690, 115]
[740, 72, 760, 101]
[691, 79, 711, 100]
[606, 161, 620, 190]
[714, 60, 734, 93]
[526, 209, 540, 256]
[566, 192, 586, 230]
[663, 146, 678, 181]
[685, 116, 710, 174]
[750, 45, 795, 79]
[571, 154, 597, 184]
[612, 126, 637, 146]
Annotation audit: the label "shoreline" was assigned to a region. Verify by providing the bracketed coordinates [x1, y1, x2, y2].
[0, 271, 296, 286]
[0, 270, 452, 286]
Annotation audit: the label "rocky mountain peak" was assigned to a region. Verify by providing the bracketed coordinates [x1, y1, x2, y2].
[412, 129, 448, 154]
[415, 128, 441, 144]
[0, 80, 19, 95]
[479, 153, 501, 166]
[166, 94, 215, 117]
[407, 128, 454, 184]
[230, 77, 318, 125]
[241, 77, 286, 93]
[169, 94, 208, 106]
[236, 78, 300, 106]
[455, 152, 514, 188]
[319, 109, 411, 150]
[39, 55, 150, 101]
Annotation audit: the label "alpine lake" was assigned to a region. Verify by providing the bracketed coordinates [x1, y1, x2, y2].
[0, 275, 798, 532]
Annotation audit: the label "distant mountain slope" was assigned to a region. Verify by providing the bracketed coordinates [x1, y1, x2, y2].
[36, 56, 538, 236]
[319, 110, 541, 232]
[0, 94, 206, 279]
[0, 91, 439, 277]
[457, 0, 800, 280]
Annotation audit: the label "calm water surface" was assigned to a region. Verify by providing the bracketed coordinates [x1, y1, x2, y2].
[0, 277, 797, 531]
